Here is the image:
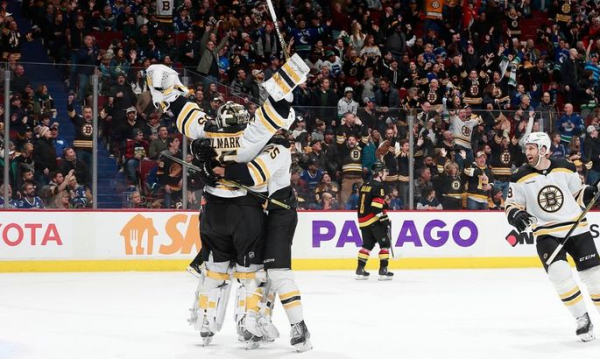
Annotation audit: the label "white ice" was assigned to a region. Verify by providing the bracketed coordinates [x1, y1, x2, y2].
[1, 269, 600, 359]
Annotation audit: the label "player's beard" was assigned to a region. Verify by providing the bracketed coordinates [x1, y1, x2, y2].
[527, 153, 539, 166]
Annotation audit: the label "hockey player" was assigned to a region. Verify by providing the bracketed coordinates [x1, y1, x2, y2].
[211, 132, 312, 352]
[506, 132, 600, 342]
[355, 161, 394, 280]
[145, 58, 309, 347]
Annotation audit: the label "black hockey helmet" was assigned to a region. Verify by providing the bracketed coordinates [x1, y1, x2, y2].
[372, 161, 386, 173]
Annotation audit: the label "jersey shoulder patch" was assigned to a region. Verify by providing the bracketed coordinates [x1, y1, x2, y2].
[550, 158, 576, 173]
[510, 164, 535, 183]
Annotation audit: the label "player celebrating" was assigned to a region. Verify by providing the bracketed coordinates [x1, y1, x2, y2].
[212, 132, 312, 352]
[355, 161, 394, 280]
[145, 58, 309, 348]
[505, 132, 600, 342]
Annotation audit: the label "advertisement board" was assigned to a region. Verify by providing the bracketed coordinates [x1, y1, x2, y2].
[1, 210, 598, 271]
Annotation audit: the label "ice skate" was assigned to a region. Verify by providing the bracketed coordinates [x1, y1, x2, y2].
[576, 313, 595, 342]
[258, 315, 279, 343]
[237, 317, 262, 349]
[290, 320, 312, 352]
[355, 266, 370, 280]
[378, 267, 394, 281]
[199, 317, 214, 347]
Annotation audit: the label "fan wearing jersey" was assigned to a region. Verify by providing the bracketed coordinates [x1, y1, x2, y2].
[505, 132, 600, 342]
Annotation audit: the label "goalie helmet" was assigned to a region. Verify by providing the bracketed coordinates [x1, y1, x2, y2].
[215, 101, 249, 129]
[146, 64, 189, 111]
[524, 132, 551, 157]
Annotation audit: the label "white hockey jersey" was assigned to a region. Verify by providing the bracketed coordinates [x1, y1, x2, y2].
[505, 159, 589, 238]
[446, 114, 481, 149]
[245, 143, 291, 196]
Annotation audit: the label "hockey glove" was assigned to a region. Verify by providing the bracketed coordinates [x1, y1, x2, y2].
[510, 211, 535, 234]
[378, 214, 390, 225]
[197, 160, 220, 186]
[191, 138, 217, 163]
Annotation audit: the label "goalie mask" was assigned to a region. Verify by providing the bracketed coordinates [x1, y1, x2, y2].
[215, 101, 249, 129]
[146, 64, 190, 111]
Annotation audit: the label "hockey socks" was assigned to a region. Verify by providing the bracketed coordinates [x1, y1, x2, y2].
[269, 269, 304, 325]
[356, 248, 370, 280]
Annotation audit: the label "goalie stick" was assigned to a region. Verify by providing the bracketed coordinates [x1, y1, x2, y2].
[161, 152, 291, 210]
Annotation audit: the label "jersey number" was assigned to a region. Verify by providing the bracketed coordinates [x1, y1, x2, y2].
[507, 187, 513, 198]
[359, 194, 365, 214]
[269, 147, 280, 159]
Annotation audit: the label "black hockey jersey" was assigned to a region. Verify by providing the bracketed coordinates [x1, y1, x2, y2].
[357, 180, 387, 228]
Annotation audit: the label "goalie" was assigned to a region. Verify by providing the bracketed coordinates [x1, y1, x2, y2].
[505, 132, 600, 342]
[145, 57, 310, 348]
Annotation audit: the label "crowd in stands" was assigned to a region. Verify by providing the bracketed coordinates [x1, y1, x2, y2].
[2, 0, 600, 210]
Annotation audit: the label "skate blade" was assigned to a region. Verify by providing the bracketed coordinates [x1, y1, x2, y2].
[294, 338, 313, 352]
[579, 332, 596, 342]
[201, 336, 213, 347]
[186, 266, 201, 278]
[355, 275, 369, 280]
[245, 338, 262, 350]
[378, 275, 393, 281]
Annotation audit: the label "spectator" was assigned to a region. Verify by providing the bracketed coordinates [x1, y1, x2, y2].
[33, 126, 57, 185]
[76, 35, 100, 102]
[311, 78, 339, 128]
[536, 92, 558, 133]
[550, 132, 567, 158]
[318, 191, 339, 210]
[300, 158, 323, 192]
[67, 175, 91, 208]
[337, 87, 359, 119]
[10, 64, 30, 95]
[0, 183, 16, 208]
[61, 147, 91, 189]
[123, 128, 149, 186]
[584, 125, 600, 185]
[15, 182, 44, 209]
[416, 186, 443, 210]
[67, 94, 94, 169]
[148, 125, 169, 159]
[196, 24, 229, 86]
[157, 137, 182, 208]
[557, 103, 584, 144]
[464, 151, 494, 210]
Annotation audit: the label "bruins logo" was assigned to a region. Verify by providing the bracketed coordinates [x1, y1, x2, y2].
[511, 20, 518, 28]
[461, 126, 471, 136]
[432, 0, 441, 8]
[451, 180, 460, 190]
[427, 92, 438, 103]
[349, 67, 358, 76]
[501, 150, 511, 165]
[537, 185, 564, 213]
[493, 87, 503, 98]
[82, 123, 93, 136]
[470, 85, 479, 96]
[350, 148, 361, 160]
[561, 3, 570, 13]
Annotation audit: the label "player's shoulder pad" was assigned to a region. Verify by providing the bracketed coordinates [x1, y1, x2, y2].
[509, 164, 535, 183]
[550, 158, 576, 173]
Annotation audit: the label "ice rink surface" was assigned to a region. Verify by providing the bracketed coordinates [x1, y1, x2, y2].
[2, 269, 600, 359]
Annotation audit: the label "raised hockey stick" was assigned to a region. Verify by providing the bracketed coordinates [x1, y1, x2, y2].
[265, 0, 290, 60]
[161, 152, 291, 210]
[545, 189, 600, 266]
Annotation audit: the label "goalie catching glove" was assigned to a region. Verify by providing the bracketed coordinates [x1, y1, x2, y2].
[146, 64, 191, 111]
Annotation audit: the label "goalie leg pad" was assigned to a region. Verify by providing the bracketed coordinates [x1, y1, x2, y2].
[579, 265, 600, 311]
[234, 265, 267, 339]
[257, 279, 279, 342]
[548, 260, 588, 318]
[269, 269, 304, 325]
[263, 54, 309, 102]
[192, 261, 232, 337]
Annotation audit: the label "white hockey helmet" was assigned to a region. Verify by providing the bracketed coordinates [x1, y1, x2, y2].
[215, 101, 249, 129]
[524, 132, 551, 157]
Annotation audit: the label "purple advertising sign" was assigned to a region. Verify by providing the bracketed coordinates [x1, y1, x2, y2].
[313, 219, 478, 248]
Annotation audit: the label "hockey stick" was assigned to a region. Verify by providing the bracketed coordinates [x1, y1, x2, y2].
[545, 189, 600, 266]
[387, 222, 395, 259]
[161, 152, 291, 210]
[265, 0, 290, 60]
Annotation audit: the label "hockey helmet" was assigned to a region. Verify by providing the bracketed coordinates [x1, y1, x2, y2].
[215, 101, 250, 129]
[372, 161, 386, 173]
[524, 132, 551, 157]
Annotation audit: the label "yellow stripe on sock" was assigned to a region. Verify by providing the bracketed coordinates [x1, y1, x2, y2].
[280, 290, 301, 301]
[560, 286, 580, 300]
[283, 301, 302, 310]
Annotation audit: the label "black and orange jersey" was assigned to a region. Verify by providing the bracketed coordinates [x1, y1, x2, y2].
[357, 180, 387, 228]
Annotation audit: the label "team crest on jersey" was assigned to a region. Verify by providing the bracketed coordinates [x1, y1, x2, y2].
[82, 124, 93, 136]
[451, 180, 460, 190]
[470, 85, 479, 95]
[461, 126, 471, 136]
[561, 3, 570, 13]
[537, 185, 564, 213]
[351, 148, 361, 160]
[427, 91, 437, 103]
[501, 150, 511, 164]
